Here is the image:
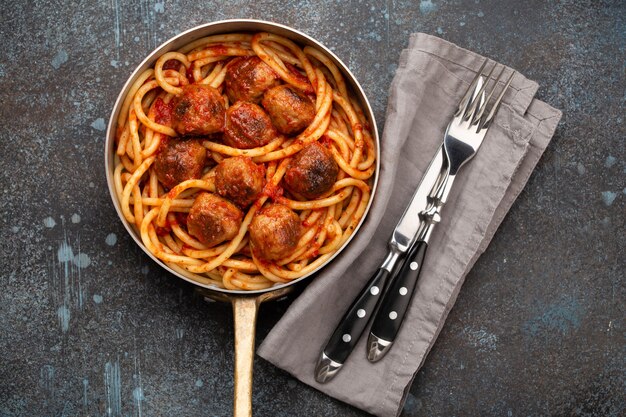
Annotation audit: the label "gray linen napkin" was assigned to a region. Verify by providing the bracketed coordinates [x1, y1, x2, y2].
[257, 33, 562, 417]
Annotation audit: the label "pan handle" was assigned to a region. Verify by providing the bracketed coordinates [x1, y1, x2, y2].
[232, 296, 260, 417]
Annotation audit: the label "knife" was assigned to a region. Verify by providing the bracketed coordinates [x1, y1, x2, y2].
[366, 65, 511, 361]
[314, 146, 445, 383]
[365, 185, 440, 362]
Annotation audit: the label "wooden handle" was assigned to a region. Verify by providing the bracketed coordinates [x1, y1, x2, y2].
[232, 296, 260, 417]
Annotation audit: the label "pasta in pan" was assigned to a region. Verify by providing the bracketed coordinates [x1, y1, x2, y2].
[113, 32, 377, 290]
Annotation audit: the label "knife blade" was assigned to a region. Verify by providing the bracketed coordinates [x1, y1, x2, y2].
[314, 145, 445, 383]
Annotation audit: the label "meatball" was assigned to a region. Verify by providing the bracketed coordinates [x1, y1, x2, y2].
[261, 85, 316, 135]
[249, 204, 301, 261]
[223, 102, 277, 149]
[155, 139, 207, 189]
[187, 193, 243, 247]
[225, 57, 281, 104]
[171, 84, 225, 135]
[283, 142, 339, 199]
[215, 156, 266, 208]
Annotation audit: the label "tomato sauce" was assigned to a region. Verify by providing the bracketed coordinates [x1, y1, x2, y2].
[162, 59, 180, 70]
[320, 135, 333, 148]
[155, 225, 171, 236]
[174, 212, 188, 226]
[263, 183, 284, 201]
[186, 66, 195, 84]
[153, 98, 173, 126]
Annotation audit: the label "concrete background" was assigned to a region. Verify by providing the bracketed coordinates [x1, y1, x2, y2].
[1, 0, 624, 416]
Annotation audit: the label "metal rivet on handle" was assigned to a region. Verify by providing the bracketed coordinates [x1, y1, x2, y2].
[370, 286, 379, 295]
[389, 311, 398, 320]
[342, 334, 351, 343]
[399, 287, 408, 296]
[357, 309, 366, 318]
[410, 262, 418, 270]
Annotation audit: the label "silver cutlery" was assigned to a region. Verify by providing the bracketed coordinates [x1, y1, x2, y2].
[315, 59, 513, 382]
[367, 61, 514, 361]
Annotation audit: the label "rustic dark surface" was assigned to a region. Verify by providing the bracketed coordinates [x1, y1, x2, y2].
[1, 1, 624, 416]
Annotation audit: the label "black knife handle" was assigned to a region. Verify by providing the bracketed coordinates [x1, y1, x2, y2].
[321, 267, 390, 364]
[369, 240, 428, 344]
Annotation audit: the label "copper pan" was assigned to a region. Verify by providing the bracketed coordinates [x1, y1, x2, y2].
[104, 19, 380, 417]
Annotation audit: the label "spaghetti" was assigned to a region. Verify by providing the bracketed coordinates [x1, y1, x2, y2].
[113, 32, 377, 291]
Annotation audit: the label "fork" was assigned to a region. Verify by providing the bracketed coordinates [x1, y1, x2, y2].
[366, 60, 515, 362]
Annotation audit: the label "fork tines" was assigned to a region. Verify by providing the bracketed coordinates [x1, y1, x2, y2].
[457, 59, 515, 132]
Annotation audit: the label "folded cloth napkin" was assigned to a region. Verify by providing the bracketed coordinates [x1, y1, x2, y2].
[257, 33, 562, 417]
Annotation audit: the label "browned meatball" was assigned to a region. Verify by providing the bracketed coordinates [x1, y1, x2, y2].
[171, 84, 225, 135]
[249, 204, 301, 260]
[225, 57, 281, 104]
[283, 142, 339, 199]
[261, 85, 316, 135]
[215, 156, 266, 208]
[154, 139, 207, 189]
[187, 193, 243, 247]
[223, 102, 277, 149]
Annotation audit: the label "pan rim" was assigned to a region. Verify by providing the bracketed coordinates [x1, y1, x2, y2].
[104, 19, 380, 295]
